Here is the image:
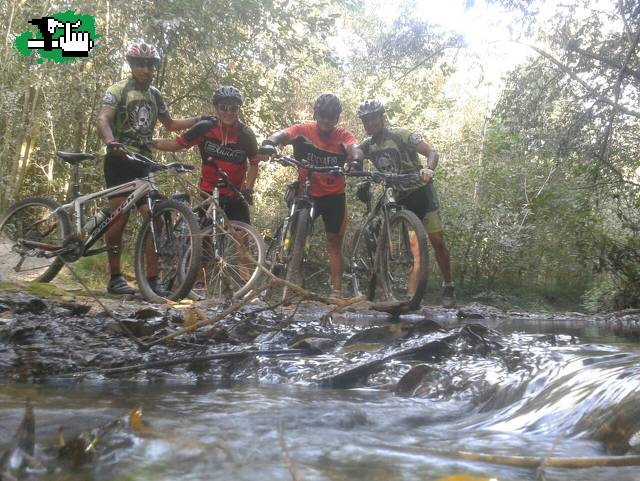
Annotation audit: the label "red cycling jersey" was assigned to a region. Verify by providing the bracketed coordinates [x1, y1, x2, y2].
[176, 119, 258, 196]
[284, 122, 357, 197]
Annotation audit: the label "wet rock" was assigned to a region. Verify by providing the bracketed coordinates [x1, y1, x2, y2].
[341, 342, 385, 353]
[344, 324, 410, 346]
[290, 337, 336, 353]
[576, 392, 640, 454]
[395, 364, 432, 397]
[133, 307, 164, 320]
[118, 319, 167, 338]
[59, 301, 92, 316]
[318, 359, 387, 388]
[405, 319, 444, 336]
[393, 337, 455, 362]
[456, 310, 484, 319]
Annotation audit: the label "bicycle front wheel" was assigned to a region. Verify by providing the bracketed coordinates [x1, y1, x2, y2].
[380, 209, 428, 310]
[348, 220, 379, 300]
[134, 199, 202, 302]
[284, 208, 310, 295]
[197, 220, 265, 301]
[0, 196, 71, 283]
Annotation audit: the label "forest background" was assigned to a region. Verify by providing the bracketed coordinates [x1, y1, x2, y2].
[1, 0, 639, 311]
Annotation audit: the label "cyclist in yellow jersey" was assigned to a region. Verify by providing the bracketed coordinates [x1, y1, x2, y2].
[356, 100, 456, 308]
[97, 41, 200, 295]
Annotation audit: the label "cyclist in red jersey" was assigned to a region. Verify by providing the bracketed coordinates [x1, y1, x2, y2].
[262, 93, 360, 298]
[151, 85, 259, 224]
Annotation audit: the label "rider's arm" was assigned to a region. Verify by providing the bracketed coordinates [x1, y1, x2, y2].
[265, 130, 292, 147]
[415, 141, 439, 182]
[97, 106, 118, 145]
[158, 113, 201, 132]
[152, 118, 215, 151]
[245, 163, 259, 191]
[150, 138, 184, 151]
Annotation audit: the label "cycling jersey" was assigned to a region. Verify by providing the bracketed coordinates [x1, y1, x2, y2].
[176, 119, 258, 196]
[284, 122, 357, 197]
[359, 127, 426, 194]
[102, 78, 167, 155]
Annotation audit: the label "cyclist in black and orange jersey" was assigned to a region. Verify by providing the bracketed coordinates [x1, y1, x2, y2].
[150, 85, 259, 224]
[97, 41, 200, 296]
[261, 93, 360, 298]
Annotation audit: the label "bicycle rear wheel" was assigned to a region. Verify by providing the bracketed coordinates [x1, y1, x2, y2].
[380, 209, 428, 310]
[0, 196, 70, 283]
[196, 220, 265, 301]
[134, 199, 202, 302]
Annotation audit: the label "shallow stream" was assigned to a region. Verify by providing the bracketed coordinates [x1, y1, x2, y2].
[2, 316, 640, 481]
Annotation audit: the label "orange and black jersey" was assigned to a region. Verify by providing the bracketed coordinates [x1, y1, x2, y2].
[177, 118, 258, 196]
[284, 122, 357, 197]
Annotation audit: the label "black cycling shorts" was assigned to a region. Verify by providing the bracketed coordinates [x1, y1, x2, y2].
[312, 193, 346, 235]
[398, 183, 440, 220]
[219, 196, 251, 224]
[104, 152, 150, 188]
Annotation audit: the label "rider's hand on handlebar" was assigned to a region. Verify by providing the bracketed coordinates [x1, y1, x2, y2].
[419, 167, 434, 183]
[257, 142, 278, 162]
[344, 160, 362, 174]
[106, 141, 127, 157]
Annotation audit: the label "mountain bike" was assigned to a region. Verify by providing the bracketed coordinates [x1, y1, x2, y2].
[188, 159, 266, 301]
[0, 150, 202, 303]
[346, 170, 429, 310]
[261, 150, 343, 299]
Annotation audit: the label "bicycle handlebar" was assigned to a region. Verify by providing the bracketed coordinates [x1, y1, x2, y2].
[346, 169, 420, 184]
[125, 151, 194, 174]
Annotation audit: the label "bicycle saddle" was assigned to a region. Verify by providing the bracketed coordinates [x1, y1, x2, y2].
[56, 151, 96, 164]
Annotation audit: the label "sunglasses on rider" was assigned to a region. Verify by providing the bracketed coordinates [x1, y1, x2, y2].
[217, 104, 241, 113]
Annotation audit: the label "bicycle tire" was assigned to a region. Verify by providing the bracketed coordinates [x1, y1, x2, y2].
[0, 196, 71, 283]
[197, 220, 265, 300]
[284, 207, 310, 293]
[348, 222, 378, 300]
[134, 199, 202, 302]
[380, 209, 428, 310]
[265, 222, 285, 277]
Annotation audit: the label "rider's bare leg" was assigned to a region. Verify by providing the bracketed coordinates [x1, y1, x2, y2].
[105, 195, 130, 276]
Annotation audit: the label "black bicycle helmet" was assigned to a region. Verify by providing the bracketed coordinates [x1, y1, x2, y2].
[313, 93, 342, 119]
[126, 41, 161, 65]
[212, 85, 243, 105]
[357, 99, 385, 118]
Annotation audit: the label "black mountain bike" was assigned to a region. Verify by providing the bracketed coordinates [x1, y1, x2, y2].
[346, 170, 429, 310]
[262, 151, 343, 298]
[0, 150, 202, 302]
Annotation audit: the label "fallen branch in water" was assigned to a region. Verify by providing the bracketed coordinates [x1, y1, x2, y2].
[366, 443, 640, 469]
[52, 348, 317, 378]
[142, 283, 268, 350]
[278, 423, 303, 481]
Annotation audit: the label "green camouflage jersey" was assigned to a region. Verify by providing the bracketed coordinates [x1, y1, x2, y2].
[101, 78, 167, 154]
[359, 127, 427, 194]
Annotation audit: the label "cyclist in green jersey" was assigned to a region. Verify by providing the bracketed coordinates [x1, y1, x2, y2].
[97, 41, 200, 295]
[356, 99, 456, 308]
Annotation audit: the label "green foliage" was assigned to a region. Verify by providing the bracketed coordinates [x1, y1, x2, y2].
[2, 0, 638, 310]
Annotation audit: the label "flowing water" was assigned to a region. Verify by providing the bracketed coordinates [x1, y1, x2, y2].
[2, 317, 640, 481]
